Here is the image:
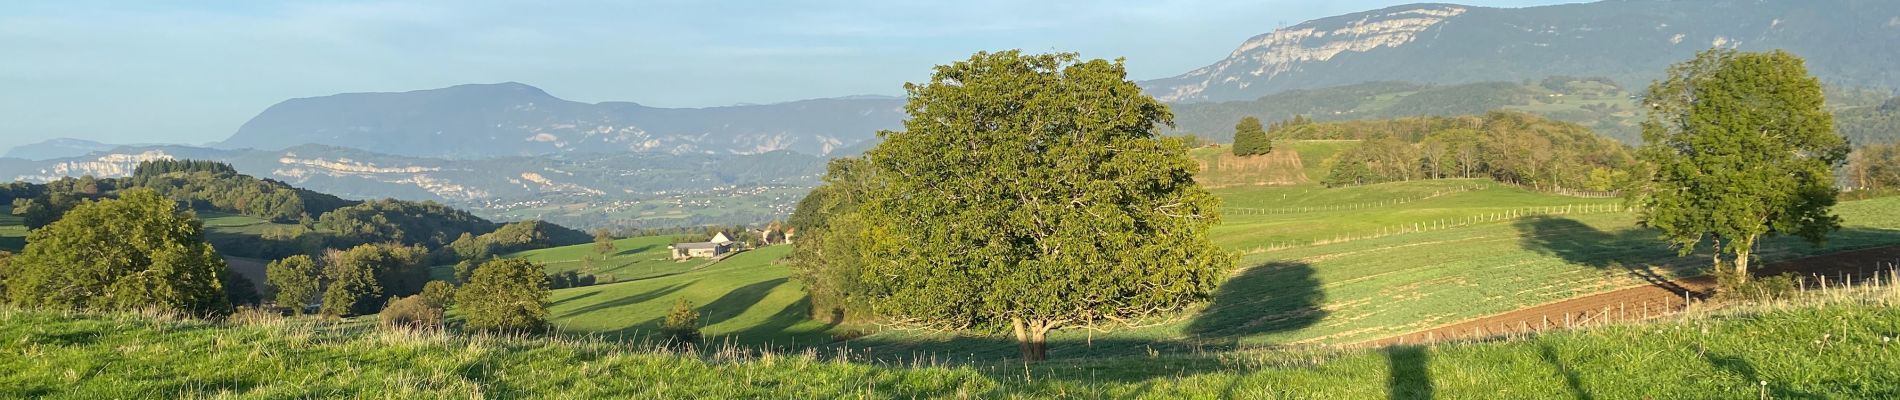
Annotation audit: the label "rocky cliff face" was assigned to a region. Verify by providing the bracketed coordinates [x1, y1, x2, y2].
[1145, 0, 1900, 103]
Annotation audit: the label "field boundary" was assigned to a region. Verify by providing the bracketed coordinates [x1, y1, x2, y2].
[1345, 245, 1900, 348]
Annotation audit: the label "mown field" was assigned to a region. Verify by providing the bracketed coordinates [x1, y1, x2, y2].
[0, 205, 24, 252]
[3, 287, 1895, 398]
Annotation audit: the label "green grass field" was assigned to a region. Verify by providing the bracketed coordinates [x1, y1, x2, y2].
[490, 235, 710, 283]
[0, 205, 24, 253]
[4, 287, 1895, 398]
[513, 177, 1900, 361]
[542, 246, 835, 347]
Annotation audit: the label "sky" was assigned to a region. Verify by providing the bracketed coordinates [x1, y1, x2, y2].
[0, 0, 1581, 152]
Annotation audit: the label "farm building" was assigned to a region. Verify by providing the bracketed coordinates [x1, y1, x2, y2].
[670, 232, 736, 260]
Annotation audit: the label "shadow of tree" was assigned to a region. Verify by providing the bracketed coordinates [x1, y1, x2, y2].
[1514, 216, 1900, 296]
[699, 278, 789, 328]
[612, 244, 660, 258]
[1702, 352, 1824, 399]
[1384, 345, 1433, 400]
[1538, 343, 1594, 400]
[1186, 261, 1327, 340]
[560, 281, 695, 318]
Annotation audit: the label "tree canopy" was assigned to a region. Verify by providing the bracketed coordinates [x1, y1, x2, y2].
[818, 51, 1232, 361]
[266, 255, 322, 314]
[1231, 116, 1272, 156]
[1633, 49, 1849, 285]
[456, 258, 550, 331]
[5, 189, 233, 316]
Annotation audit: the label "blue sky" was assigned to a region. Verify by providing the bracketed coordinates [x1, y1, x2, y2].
[0, 0, 1581, 151]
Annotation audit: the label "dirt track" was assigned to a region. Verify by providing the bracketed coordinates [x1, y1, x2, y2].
[1354, 245, 1900, 347]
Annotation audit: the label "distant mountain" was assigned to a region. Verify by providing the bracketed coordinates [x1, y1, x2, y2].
[1144, 0, 1900, 103]
[217, 82, 906, 159]
[0, 144, 829, 230]
[4, 138, 123, 160]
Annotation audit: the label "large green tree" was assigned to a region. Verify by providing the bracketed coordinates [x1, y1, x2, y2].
[1633, 49, 1849, 285]
[456, 258, 550, 331]
[319, 243, 429, 317]
[265, 255, 322, 314]
[5, 189, 233, 316]
[852, 51, 1233, 361]
[1232, 116, 1271, 156]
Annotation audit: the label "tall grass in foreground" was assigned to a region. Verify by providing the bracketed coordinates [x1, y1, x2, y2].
[2, 283, 1896, 399]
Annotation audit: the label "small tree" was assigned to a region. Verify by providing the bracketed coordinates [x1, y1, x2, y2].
[662, 297, 702, 348]
[1633, 49, 1849, 286]
[1232, 116, 1272, 156]
[419, 280, 456, 309]
[456, 258, 550, 331]
[5, 189, 233, 316]
[266, 255, 322, 314]
[592, 229, 617, 257]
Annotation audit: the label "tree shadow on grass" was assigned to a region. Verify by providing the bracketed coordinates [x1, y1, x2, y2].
[560, 281, 695, 317]
[698, 278, 789, 328]
[1702, 352, 1824, 399]
[1385, 345, 1433, 400]
[1185, 261, 1326, 340]
[1514, 216, 1900, 296]
[794, 261, 1331, 384]
[1538, 343, 1594, 400]
[612, 244, 660, 258]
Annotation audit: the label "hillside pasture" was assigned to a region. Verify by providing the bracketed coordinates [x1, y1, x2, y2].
[494, 235, 710, 283]
[542, 246, 836, 347]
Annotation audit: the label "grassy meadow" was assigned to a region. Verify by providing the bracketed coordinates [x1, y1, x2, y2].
[3, 286, 1896, 398]
[497, 142, 1900, 360]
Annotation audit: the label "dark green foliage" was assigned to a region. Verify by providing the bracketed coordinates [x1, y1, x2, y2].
[4, 189, 232, 316]
[447, 220, 589, 264]
[132, 160, 237, 178]
[378, 295, 443, 331]
[1231, 116, 1272, 156]
[9, 179, 102, 229]
[265, 255, 321, 314]
[847, 51, 1233, 361]
[419, 280, 455, 309]
[318, 199, 497, 249]
[662, 297, 701, 347]
[1309, 112, 1634, 189]
[130, 160, 352, 223]
[547, 270, 597, 290]
[786, 159, 879, 323]
[1634, 49, 1849, 285]
[222, 270, 261, 308]
[319, 243, 430, 317]
[456, 258, 549, 331]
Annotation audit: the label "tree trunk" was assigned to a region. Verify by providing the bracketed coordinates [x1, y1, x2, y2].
[1733, 234, 1758, 285]
[1012, 317, 1051, 362]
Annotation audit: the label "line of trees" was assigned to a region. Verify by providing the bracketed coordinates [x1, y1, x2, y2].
[1845, 143, 1900, 190]
[1304, 112, 1636, 191]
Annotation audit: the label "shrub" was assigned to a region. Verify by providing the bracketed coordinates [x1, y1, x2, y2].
[456, 258, 549, 331]
[379, 295, 443, 331]
[662, 297, 701, 348]
[1713, 266, 1798, 302]
[420, 280, 456, 309]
